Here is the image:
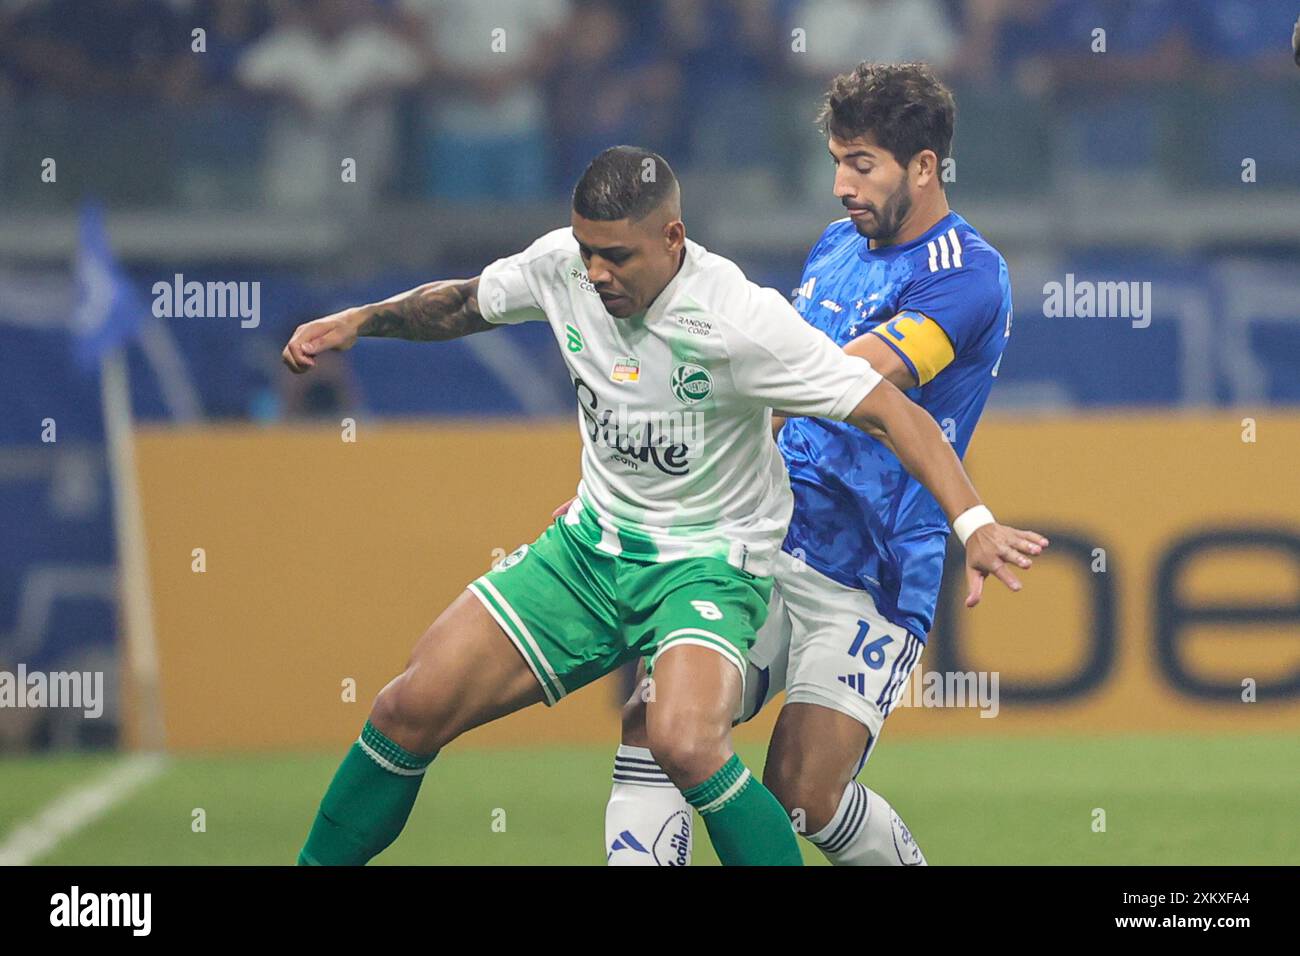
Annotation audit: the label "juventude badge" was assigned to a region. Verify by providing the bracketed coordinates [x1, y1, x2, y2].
[493, 544, 529, 571]
[670, 363, 713, 405]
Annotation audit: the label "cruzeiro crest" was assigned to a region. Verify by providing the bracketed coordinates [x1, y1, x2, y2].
[670, 363, 713, 405]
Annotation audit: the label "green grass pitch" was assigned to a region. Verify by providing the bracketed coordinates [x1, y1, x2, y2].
[3, 734, 1297, 865]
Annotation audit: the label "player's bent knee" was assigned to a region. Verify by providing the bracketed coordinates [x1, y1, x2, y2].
[369, 670, 457, 755]
[648, 737, 726, 789]
[645, 715, 729, 788]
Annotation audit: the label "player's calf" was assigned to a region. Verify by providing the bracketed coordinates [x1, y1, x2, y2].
[763, 702, 864, 833]
[766, 702, 926, 866]
[764, 762, 849, 838]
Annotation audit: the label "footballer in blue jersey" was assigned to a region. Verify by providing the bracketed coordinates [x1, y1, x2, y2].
[605, 63, 1046, 867]
[781, 209, 1012, 641]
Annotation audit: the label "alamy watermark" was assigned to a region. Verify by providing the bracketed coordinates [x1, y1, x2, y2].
[152, 273, 260, 328]
[50, 886, 150, 936]
[0, 665, 103, 718]
[892, 668, 1000, 718]
[1042, 274, 1152, 328]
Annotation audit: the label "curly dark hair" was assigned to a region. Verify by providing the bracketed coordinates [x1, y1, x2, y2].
[817, 62, 956, 167]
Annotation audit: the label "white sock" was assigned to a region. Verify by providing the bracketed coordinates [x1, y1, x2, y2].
[605, 745, 693, 866]
[806, 780, 927, 866]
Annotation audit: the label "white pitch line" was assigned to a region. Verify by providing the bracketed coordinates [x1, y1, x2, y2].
[0, 752, 167, 865]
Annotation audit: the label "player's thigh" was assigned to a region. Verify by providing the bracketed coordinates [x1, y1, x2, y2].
[372, 589, 545, 753]
[643, 643, 742, 787]
[376, 519, 623, 752]
[467, 518, 627, 705]
[625, 583, 778, 745]
[634, 556, 772, 697]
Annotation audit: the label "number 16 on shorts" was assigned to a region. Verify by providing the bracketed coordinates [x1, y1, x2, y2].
[847, 620, 892, 670]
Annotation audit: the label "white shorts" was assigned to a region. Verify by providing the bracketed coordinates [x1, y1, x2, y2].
[739, 550, 924, 770]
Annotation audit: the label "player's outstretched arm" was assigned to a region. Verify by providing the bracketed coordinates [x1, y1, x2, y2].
[281, 277, 492, 373]
[844, 379, 1049, 607]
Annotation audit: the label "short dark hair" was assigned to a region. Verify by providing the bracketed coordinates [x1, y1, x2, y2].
[818, 62, 956, 167]
[572, 146, 680, 222]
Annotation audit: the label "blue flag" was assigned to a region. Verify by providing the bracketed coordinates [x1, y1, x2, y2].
[71, 203, 145, 371]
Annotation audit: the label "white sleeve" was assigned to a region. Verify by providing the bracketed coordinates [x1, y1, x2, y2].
[725, 286, 882, 420]
[476, 236, 557, 326]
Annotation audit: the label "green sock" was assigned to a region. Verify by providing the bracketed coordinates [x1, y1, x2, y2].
[681, 754, 803, 866]
[297, 720, 435, 865]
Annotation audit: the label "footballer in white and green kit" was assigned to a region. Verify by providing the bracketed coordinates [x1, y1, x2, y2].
[287, 146, 1044, 868]
[470, 223, 881, 704]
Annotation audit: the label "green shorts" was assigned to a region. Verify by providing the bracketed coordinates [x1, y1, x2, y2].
[467, 515, 773, 706]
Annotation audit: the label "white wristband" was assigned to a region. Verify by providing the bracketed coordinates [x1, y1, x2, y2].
[953, 506, 995, 546]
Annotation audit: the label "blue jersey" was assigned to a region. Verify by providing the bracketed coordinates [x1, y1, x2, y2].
[779, 211, 1012, 640]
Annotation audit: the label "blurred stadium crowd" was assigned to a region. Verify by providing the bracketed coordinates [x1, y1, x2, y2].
[1, 0, 1298, 208]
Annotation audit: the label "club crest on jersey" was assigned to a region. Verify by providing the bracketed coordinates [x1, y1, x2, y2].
[670, 363, 712, 405]
[611, 357, 640, 383]
[492, 544, 529, 571]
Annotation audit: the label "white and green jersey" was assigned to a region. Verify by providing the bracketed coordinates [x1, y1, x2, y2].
[478, 228, 881, 577]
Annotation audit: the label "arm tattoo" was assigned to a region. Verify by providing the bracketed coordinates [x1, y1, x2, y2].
[357, 277, 493, 341]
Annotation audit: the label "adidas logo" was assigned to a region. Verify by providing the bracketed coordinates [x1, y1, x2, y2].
[607, 829, 650, 862]
[837, 673, 866, 696]
[926, 227, 964, 273]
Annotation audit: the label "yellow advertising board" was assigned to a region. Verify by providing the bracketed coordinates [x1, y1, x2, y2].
[130, 413, 1300, 751]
